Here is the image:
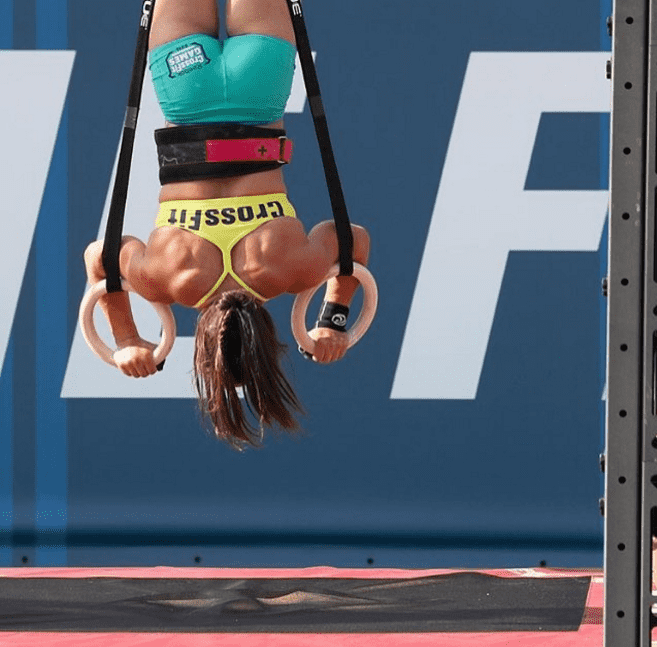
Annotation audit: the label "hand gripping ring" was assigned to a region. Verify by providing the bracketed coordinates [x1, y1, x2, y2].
[291, 263, 378, 357]
[79, 279, 176, 367]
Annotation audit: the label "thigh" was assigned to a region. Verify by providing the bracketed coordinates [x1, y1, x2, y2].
[225, 0, 295, 45]
[150, 0, 219, 50]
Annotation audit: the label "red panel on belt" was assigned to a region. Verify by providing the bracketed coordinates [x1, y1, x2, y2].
[206, 137, 294, 164]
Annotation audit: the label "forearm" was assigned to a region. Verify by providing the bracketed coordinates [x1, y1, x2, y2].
[84, 237, 142, 345]
[97, 293, 140, 345]
[323, 275, 360, 306]
[324, 225, 370, 306]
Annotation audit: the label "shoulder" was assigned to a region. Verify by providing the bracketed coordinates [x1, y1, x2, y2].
[272, 220, 337, 293]
[234, 217, 324, 295]
[122, 231, 206, 305]
[281, 221, 371, 293]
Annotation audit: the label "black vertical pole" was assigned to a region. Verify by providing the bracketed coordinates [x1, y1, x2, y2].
[640, 0, 657, 642]
[604, 0, 649, 645]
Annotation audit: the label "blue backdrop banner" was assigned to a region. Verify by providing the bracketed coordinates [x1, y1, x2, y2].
[0, 0, 611, 568]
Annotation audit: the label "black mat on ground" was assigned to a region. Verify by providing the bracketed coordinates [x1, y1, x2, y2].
[0, 573, 591, 633]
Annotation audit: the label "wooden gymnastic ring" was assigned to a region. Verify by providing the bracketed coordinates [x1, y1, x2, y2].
[291, 263, 378, 358]
[79, 279, 176, 367]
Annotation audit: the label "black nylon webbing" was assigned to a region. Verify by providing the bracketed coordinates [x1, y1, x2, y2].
[101, 0, 155, 293]
[286, 1, 354, 276]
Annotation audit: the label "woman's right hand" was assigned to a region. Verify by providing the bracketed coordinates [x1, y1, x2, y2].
[308, 327, 350, 364]
[113, 337, 159, 378]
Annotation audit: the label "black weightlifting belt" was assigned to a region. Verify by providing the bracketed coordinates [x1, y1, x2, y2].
[155, 123, 293, 185]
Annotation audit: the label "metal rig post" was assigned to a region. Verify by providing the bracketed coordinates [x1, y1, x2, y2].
[605, 0, 655, 644]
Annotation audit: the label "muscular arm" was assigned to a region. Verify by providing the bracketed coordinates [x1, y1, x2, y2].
[306, 221, 370, 306]
[84, 238, 143, 344]
[288, 221, 370, 300]
[289, 221, 371, 363]
[83, 237, 160, 377]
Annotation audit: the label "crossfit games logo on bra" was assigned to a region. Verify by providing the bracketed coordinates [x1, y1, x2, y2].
[166, 43, 210, 77]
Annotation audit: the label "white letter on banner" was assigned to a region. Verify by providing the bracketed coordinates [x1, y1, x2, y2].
[286, 52, 316, 113]
[62, 61, 311, 398]
[390, 52, 610, 400]
[0, 51, 75, 377]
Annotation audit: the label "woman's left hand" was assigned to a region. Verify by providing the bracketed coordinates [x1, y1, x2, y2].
[308, 327, 349, 364]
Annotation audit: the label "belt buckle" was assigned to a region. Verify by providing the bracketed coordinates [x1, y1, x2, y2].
[278, 136, 288, 164]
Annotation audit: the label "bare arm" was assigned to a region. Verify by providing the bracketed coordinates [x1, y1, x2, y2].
[83, 238, 158, 377]
[308, 221, 370, 306]
[293, 221, 371, 363]
[289, 221, 370, 298]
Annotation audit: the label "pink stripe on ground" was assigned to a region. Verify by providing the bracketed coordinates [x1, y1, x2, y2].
[0, 628, 603, 647]
[0, 567, 602, 580]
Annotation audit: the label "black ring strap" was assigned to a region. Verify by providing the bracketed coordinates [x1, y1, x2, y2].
[285, 0, 354, 277]
[101, 0, 156, 294]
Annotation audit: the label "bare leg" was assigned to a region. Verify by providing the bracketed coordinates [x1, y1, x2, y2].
[149, 0, 220, 50]
[226, 0, 295, 46]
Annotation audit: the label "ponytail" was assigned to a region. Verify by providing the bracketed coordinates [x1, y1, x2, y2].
[193, 290, 303, 449]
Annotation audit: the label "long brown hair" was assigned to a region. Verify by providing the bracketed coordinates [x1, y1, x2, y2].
[193, 290, 303, 449]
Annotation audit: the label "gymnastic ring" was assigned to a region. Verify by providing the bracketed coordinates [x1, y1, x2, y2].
[291, 263, 378, 357]
[79, 279, 176, 368]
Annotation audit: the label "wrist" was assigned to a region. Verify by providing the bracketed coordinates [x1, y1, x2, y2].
[115, 334, 141, 347]
[316, 301, 349, 332]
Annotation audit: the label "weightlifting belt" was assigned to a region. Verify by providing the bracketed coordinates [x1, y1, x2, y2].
[155, 123, 293, 185]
